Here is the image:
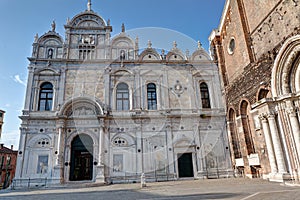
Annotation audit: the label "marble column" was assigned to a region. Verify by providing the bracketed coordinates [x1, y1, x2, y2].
[259, 114, 277, 174]
[287, 107, 300, 161]
[24, 66, 34, 111]
[55, 127, 62, 166]
[95, 122, 105, 183]
[15, 127, 27, 178]
[166, 124, 175, 176]
[267, 113, 286, 174]
[99, 126, 104, 165]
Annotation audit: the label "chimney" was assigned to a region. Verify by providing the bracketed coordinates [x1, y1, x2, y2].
[11, 145, 13, 150]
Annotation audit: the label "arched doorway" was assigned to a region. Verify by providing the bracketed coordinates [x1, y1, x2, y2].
[70, 134, 93, 181]
[240, 101, 255, 155]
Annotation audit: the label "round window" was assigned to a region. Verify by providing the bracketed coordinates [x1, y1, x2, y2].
[228, 37, 235, 54]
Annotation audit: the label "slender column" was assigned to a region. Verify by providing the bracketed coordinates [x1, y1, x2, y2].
[56, 127, 62, 166]
[57, 67, 66, 107]
[99, 125, 105, 165]
[259, 114, 277, 174]
[267, 113, 286, 173]
[287, 107, 300, 161]
[15, 127, 27, 178]
[24, 66, 34, 111]
[32, 86, 39, 111]
[166, 123, 175, 175]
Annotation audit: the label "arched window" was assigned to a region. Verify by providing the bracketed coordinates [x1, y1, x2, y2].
[116, 83, 129, 111]
[147, 83, 157, 110]
[38, 82, 53, 111]
[200, 82, 211, 108]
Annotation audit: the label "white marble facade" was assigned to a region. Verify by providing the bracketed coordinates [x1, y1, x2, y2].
[15, 3, 232, 186]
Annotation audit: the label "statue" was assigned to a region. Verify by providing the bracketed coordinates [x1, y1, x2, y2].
[198, 41, 202, 49]
[87, 0, 92, 11]
[121, 23, 125, 32]
[147, 40, 152, 48]
[34, 33, 39, 43]
[51, 20, 56, 32]
[173, 41, 177, 49]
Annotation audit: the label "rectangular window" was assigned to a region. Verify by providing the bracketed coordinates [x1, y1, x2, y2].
[37, 155, 48, 174]
[7, 156, 11, 166]
[113, 154, 123, 172]
[0, 113, 2, 117]
[0, 156, 4, 168]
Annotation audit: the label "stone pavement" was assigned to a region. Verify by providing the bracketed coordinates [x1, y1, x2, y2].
[0, 178, 299, 200]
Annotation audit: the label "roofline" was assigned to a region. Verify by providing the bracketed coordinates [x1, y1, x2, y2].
[0, 110, 5, 113]
[208, 0, 230, 42]
[219, 0, 230, 32]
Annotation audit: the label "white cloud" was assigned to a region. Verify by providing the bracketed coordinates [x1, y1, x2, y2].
[5, 103, 10, 107]
[13, 75, 26, 86]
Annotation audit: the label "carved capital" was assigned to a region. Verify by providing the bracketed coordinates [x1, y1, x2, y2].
[286, 106, 297, 116]
[258, 113, 268, 122]
[266, 112, 276, 119]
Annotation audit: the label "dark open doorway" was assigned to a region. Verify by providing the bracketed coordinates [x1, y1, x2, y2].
[178, 153, 194, 178]
[70, 134, 93, 181]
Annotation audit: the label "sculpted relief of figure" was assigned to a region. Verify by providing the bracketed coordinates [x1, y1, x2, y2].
[81, 35, 95, 44]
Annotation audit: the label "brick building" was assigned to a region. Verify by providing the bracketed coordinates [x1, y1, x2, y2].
[0, 144, 17, 189]
[210, 0, 300, 182]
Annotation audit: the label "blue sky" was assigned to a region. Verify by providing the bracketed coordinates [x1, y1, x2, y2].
[0, 0, 225, 148]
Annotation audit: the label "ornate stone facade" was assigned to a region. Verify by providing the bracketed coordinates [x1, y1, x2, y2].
[210, 0, 300, 182]
[15, 2, 231, 186]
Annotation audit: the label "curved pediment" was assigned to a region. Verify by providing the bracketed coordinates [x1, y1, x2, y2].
[190, 49, 211, 61]
[37, 33, 63, 46]
[139, 48, 161, 61]
[69, 12, 106, 28]
[35, 68, 60, 76]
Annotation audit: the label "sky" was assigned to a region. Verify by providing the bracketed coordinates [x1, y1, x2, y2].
[0, 0, 225, 149]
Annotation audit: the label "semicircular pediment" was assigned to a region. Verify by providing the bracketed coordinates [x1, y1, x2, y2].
[69, 12, 106, 28]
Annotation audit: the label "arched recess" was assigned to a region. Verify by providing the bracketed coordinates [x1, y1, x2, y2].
[228, 108, 241, 158]
[271, 35, 300, 97]
[59, 96, 105, 117]
[257, 88, 272, 101]
[240, 100, 255, 155]
[70, 134, 94, 181]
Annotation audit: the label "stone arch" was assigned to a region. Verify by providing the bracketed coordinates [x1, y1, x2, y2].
[69, 12, 106, 28]
[272, 35, 300, 97]
[34, 67, 60, 76]
[111, 35, 135, 60]
[256, 87, 272, 101]
[111, 133, 135, 147]
[139, 48, 161, 61]
[59, 96, 105, 116]
[174, 137, 195, 148]
[27, 134, 52, 148]
[190, 49, 211, 61]
[37, 33, 63, 45]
